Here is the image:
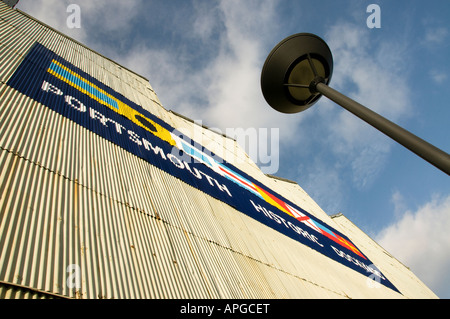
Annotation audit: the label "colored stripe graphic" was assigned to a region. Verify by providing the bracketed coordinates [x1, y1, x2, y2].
[48, 60, 119, 110]
[218, 165, 263, 199]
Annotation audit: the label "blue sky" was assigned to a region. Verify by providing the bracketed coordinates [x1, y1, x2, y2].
[16, 0, 450, 298]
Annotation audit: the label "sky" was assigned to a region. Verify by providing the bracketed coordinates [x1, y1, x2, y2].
[15, 0, 450, 298]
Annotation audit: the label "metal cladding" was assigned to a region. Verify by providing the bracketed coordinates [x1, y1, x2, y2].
[0, 0, 19, 9]
[0, 2, 438, 299]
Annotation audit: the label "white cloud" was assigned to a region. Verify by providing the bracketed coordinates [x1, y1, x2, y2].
[81, 0, 143, 33]
[376, 194, 450, 298]
[17, 0, 143, 45]
[298, 159, 346, 215]
[320, 22, 412, 189]
[424, 27, 448, 45]
[117, 45, 203, 110]
[191, 1, 221, 41]
[430, 69, 448, 85]
[198, 0, 299, 132]
[17, 0, 86, 42]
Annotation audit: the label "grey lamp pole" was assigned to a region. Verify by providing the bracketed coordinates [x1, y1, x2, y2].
[313, 81, 450, 175]
[261, 33, 450, 175]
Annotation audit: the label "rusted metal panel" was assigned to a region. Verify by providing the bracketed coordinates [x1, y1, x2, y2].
[0, 282, 64, 299]
[331, 214, 439, 299]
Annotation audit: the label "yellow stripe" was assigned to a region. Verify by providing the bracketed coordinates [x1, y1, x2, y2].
[48, 68, 118, 110]
[254, 185, 294, 218]
[50, 60, 119, 109]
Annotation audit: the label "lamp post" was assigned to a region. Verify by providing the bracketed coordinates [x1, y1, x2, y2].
[261, 33, 450, 175]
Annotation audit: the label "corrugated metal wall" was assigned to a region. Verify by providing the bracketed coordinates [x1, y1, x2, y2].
[0, 2, 438, 299]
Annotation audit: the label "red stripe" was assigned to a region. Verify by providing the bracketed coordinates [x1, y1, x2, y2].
[257, 186, 291, 213]
[219, 166, 256, 190]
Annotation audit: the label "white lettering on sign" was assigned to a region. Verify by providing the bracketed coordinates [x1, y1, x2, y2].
[250, 200, 324, 247]
[41, 80, 233, 198]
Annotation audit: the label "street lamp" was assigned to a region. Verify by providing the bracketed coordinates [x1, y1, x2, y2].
[261, 33, 450, 175]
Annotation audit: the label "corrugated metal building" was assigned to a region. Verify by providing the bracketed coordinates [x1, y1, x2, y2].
[0, 2, 438, 299]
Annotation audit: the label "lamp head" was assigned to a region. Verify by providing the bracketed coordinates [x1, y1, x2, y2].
[261, 33, 333, 114]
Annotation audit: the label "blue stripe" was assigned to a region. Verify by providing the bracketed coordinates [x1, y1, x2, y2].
[181, 142, 213, 167]
[49, 62, 119, 109]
